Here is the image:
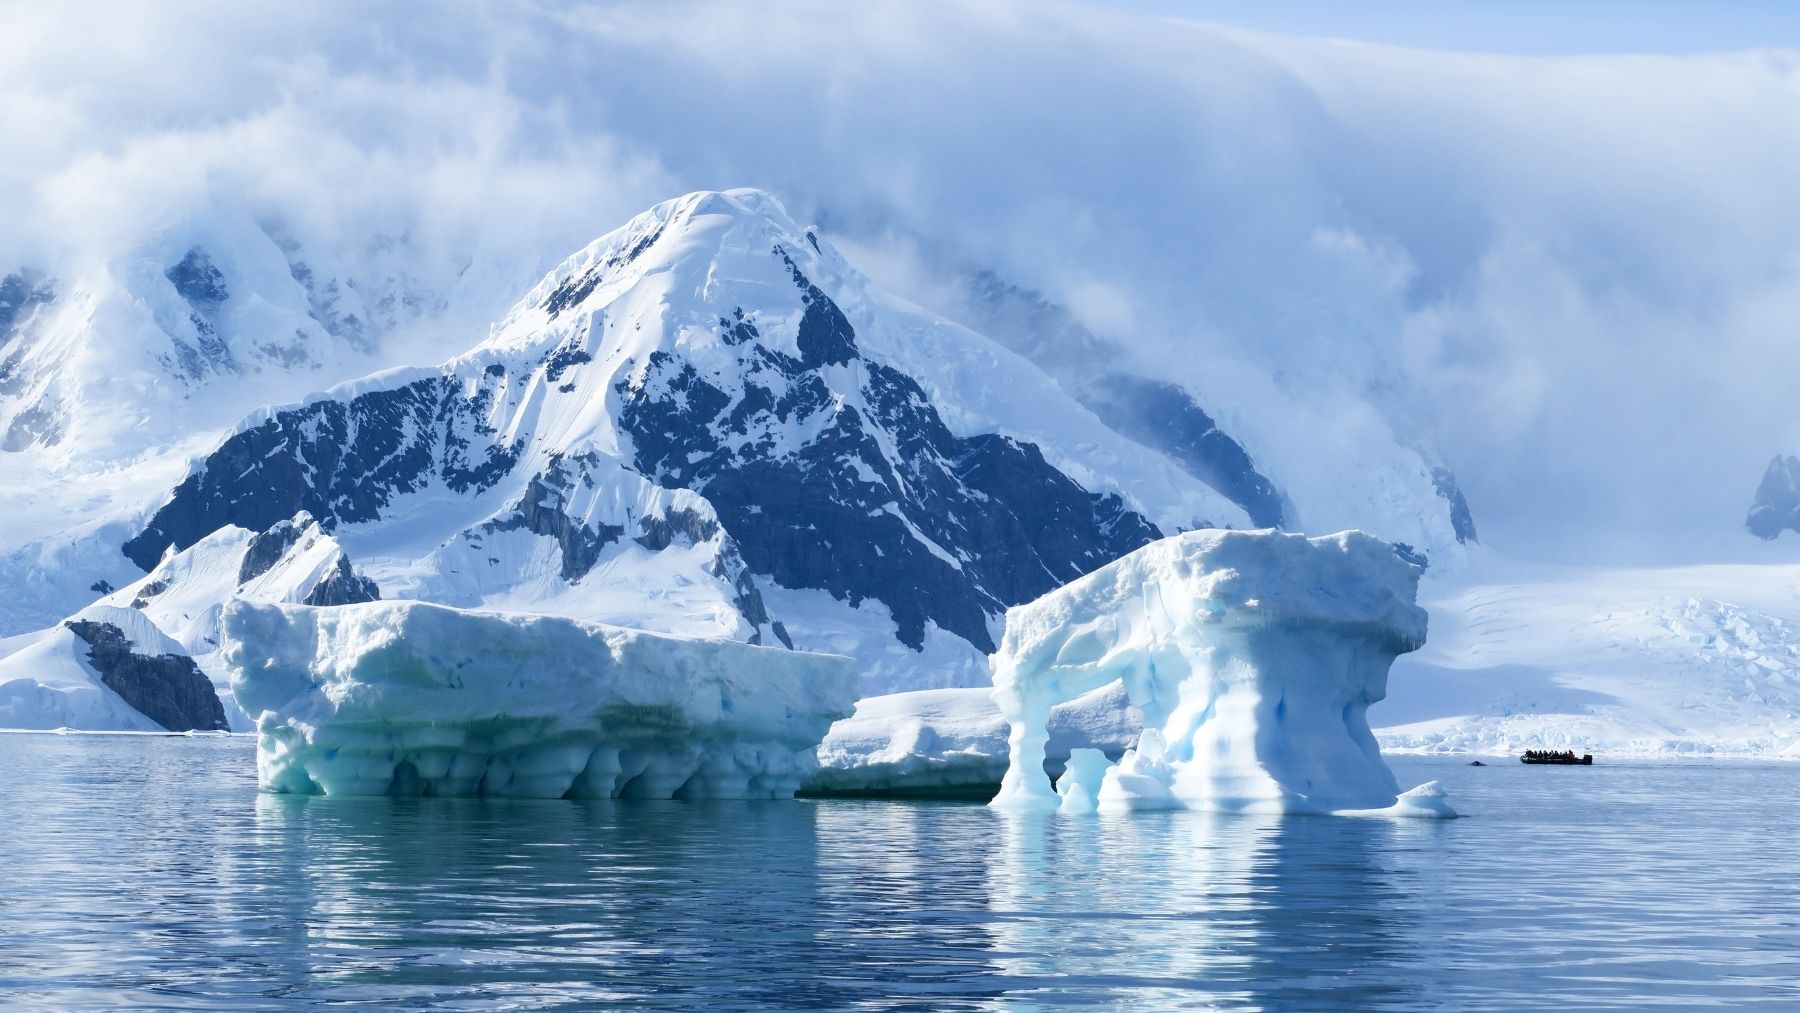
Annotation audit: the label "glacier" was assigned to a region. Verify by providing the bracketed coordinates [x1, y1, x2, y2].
[1380, 558, 1800, 758]
[990, 528, 1454, 817]
[224, 600, 857, 799]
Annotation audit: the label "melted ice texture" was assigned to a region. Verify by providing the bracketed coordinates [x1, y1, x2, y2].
[224, 600, 856, 799]
[990, 528, 1454, 817]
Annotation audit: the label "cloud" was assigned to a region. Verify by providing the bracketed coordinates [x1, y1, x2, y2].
[3, 0, 1797, 562]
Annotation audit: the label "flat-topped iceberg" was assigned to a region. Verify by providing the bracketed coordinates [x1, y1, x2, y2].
[224, 600, 856, 799]
[991, 529, 1454, 817]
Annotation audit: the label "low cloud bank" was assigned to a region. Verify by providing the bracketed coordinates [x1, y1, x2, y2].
[4, 1, 1797, 561]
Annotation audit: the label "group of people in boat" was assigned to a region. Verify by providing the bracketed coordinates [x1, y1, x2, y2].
[1524, 749, 1580, 761]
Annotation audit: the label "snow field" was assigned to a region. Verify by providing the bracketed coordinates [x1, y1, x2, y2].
[1380, 560, 1800, 757]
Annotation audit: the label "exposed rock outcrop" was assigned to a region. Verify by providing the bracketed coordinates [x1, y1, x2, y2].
[65, 619, 228, 732]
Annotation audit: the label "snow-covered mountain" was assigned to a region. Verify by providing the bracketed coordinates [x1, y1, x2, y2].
[828, 242, 1480, 564]
[0, 208, 463, 636]
[0, 214, 429, 460]
[0, 512, 377, 731]
[949, 268, 1481, 553]
[101, 190, 1249, 700]
[1380, 558, 1800, 757]
[1746, 454, 1800, 540]
[8, 187, 1799, 753]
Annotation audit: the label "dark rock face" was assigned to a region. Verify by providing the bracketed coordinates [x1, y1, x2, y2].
[238, 517, 310, 584]
[129, 578, 171, 610]
[1081, 374, 1285, 529]
[124, 373, 520, 569]
[480, 458, 625, 581]
[634, 507, 721, 551]
[124, 231, 1168, 659]
[65, 620, 228, 732]
[1431, 467, 1478, 545]
[303, 557, 381, 606]
[165, 249, 230, 308]
[776, 246, 857, 367]
[1, 400, 63, 451]
[163, 248, 237, 380]
[955, 270, 1284, 529]
[1747, 455, 1800, 540]
[0, 271, 54, 353]
[618, 256, 1161, 652]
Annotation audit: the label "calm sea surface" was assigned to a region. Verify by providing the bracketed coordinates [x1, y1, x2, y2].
[1, 734, 1796, 1010]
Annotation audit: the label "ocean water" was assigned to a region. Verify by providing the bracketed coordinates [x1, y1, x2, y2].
[2, 734, 1796, 1010]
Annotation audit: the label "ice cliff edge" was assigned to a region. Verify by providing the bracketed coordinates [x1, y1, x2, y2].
[224, 600, 856, 798]
[990, 529, 1454, 817]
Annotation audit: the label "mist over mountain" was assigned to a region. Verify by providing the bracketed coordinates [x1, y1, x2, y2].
[4, 1, 1799, 566]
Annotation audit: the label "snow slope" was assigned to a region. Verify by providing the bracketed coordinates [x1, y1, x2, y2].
[0, 620, 168, 732]
[0, 211, 445, 635]
[844, 249, 1478, 565]
[1379, 559, 1800, 756]
[0, 513, 378, 731]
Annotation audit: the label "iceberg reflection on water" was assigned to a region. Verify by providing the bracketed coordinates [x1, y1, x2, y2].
[4, 734, 1797, 1008]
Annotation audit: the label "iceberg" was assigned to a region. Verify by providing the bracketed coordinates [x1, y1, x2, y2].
[806, 683, 1140, 796]
[224, 600, 856, 799]
[990, 529, 1454, 817]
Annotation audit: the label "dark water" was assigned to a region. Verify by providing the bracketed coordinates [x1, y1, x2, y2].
[2, 735, 1797, 1010]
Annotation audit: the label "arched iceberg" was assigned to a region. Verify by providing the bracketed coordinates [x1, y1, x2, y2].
[990, 529, 1454, 817]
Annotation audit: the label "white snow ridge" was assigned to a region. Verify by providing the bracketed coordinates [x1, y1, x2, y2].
[990, 528, 1456, 818]
[224, 601, 856, 799]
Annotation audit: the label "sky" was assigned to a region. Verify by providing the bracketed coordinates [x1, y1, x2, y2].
[1119, 0, 1800, 55]
[2, 0, 1798, 565]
